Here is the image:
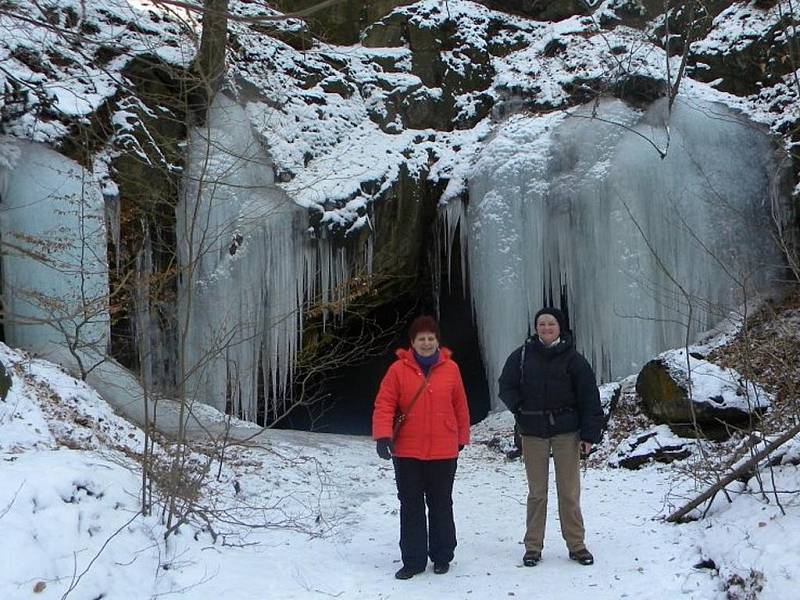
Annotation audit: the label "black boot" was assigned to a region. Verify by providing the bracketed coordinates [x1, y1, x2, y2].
[433, 562, 449, 574]
[569, 549, 594, 566]
[395, 565, 425, 580]
[522, 550, 541, 566]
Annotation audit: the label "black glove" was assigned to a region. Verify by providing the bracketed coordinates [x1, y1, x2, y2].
[376, 438, 393, 460]
[458, 444, 464, 452]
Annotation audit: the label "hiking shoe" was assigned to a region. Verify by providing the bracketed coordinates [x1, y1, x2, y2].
[394, 566, 425, 580]
[569, 549, 594, 566]
[522, 550, 541, 567]
[433, 562, 450, 574]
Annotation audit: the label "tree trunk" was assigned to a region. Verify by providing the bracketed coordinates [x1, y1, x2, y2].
[192, 0, 228, 108]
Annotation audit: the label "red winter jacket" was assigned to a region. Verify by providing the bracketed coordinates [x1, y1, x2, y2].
[372, 347, 470, 460]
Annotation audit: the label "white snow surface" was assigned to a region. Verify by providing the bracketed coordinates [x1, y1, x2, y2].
[2, 342, 799, 599]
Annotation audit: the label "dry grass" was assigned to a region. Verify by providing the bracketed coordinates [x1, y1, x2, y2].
[708, 286, 800, 435]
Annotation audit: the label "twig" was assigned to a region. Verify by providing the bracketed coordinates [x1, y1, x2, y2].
[61, 512, 142, 600]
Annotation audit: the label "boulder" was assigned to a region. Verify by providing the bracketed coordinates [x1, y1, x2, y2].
[636, 349, 771, 438]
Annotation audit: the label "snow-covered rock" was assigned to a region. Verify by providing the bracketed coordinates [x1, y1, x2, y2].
[636, 347, 772, 436]
[609, 424, 695, 469]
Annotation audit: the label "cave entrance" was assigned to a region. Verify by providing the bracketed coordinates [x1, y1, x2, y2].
[274, 225, 490, 435]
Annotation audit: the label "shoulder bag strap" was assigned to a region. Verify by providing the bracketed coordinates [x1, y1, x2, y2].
[392, 375, 428, 439]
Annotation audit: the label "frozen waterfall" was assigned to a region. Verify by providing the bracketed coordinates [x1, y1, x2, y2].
[178, 94, 364, 419]
[0, 138, 109, 363]
[446, 97, 792, 406]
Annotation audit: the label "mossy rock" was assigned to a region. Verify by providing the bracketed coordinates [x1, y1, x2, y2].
[454, 92, 494, 130]
[443, 47, 494, 94]
[486, 20, 529, 57]
[650, 0, 737, 56]
[106, 55, 185, 372]
[370, 164, 440, 294]
[636, 358, 762, 436]
[602, 0, 648, 28]
[370, 51, 411, 74]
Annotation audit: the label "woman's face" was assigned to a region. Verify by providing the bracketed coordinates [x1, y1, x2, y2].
[412, 331, 439, 357]
[536, 314, 560, 345]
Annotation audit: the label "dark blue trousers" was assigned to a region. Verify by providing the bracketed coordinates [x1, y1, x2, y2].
[393, 457, 458, 570]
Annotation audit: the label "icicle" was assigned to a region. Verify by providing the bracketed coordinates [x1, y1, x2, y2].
[178, 94, 373, 418]
[439, 196, 468, 295]
[104, 193, 121, 274]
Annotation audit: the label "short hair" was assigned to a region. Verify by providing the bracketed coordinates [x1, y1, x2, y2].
[408, 315, 440, 341]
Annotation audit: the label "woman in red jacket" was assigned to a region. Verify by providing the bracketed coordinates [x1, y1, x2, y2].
[372, 315, 471, 580]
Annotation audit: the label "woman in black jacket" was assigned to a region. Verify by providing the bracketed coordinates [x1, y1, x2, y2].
[498, 307, 604, 568]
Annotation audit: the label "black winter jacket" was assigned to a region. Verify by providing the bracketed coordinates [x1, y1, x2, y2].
[498, 332, 604, 443]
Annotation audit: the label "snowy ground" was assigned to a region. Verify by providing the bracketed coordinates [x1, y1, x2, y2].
[1, 343, 798, 599]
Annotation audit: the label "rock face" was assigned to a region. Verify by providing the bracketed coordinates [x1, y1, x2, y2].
[0, 360, 11, 401]
[270, 0, 415, 45]
[362, 9, 496, 132]
[688, 7, 796, 96]
[636, 350, 770, 438]
[478, 0, 586, 21]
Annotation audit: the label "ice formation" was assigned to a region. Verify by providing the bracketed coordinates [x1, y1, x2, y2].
[0, 139, 109, 362]
[177, 95, 366, 418]
[446, 97, 792, 406]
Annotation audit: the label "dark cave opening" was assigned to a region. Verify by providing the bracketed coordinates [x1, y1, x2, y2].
[274, 227, 491, 436]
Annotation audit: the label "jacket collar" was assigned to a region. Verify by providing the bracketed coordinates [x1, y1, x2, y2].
[526, 331, 574, 355]
[396, 346, 452, 364]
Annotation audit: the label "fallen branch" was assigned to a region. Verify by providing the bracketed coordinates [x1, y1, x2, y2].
[666, 421, 800, 523]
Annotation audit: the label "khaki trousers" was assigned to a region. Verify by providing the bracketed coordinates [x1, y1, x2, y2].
[521, 432, 586, 553]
